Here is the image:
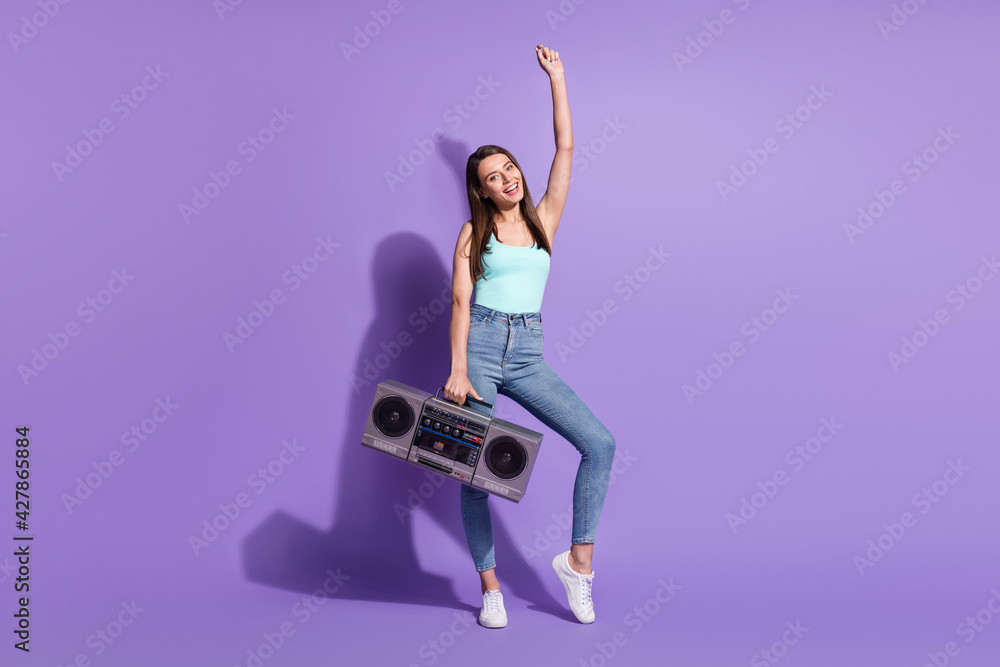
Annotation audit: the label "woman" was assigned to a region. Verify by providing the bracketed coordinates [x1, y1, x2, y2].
[443, 44, 617, 629]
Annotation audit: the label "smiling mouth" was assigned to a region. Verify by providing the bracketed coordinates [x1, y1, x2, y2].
[503, 182, 519, 195]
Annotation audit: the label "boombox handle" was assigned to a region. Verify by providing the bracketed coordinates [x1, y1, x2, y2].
[436, 386, 495, 418]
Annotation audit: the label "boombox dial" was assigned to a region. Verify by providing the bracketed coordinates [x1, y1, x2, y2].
[419, 405, 486, 446]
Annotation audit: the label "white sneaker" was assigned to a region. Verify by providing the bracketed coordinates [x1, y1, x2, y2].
[479, 589, 507, 628]
[552, 550, 595, 623]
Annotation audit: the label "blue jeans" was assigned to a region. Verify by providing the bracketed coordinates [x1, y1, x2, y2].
[456, 303, 616, 572]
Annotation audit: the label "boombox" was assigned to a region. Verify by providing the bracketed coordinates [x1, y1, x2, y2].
[361, 379, 544, 502]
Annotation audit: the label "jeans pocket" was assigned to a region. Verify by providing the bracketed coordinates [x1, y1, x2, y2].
[470, 312, 488, 328]
[526, 321, 544, 338]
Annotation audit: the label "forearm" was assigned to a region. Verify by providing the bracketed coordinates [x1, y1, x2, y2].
[549, 73, 573, 149]
[449, 300, 471, 372]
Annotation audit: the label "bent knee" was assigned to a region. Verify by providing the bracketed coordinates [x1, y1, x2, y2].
[591, 428, 616, 463]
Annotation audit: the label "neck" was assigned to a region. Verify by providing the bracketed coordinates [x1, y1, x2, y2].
[491, 201, 523, 226]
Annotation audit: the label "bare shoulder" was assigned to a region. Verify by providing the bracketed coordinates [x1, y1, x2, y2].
[456, 220, 474, 256]
[459, 220, 473, 242]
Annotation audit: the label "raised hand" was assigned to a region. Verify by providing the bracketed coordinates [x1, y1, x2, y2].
[536, 44, 564, 77]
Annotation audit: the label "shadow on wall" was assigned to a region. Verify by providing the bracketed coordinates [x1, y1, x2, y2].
[239, 136, 571, 620]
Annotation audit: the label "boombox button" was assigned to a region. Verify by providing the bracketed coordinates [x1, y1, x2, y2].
[443, 425, 451, 434]
[433, 421, 441, 430]
[422, 417, 431, 426]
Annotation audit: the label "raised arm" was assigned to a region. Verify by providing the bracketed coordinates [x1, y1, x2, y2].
[535, 44, 573, 243]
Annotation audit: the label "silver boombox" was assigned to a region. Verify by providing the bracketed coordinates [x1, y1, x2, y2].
[361, 379, 544, 502]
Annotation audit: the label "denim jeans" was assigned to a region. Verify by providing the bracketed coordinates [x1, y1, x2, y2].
[455, 303, 616, 573]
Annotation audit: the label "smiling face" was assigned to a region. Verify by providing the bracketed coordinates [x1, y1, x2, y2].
[477, 153, 523, 204]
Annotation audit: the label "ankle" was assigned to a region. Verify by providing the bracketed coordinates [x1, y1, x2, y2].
[479, 568, 500, 595]
[568, 552, 592, 574]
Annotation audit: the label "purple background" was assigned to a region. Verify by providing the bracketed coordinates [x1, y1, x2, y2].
[3, 0, 999, 665]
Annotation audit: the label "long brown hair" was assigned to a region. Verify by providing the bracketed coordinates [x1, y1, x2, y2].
[465, 145, 552, 285]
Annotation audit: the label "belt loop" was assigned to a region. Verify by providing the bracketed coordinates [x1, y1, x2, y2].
[521, 313, 527, 327]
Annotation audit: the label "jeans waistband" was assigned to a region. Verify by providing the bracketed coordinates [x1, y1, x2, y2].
[471, 302, 542, 325]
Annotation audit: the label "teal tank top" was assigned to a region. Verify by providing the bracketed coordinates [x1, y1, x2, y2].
[473, 231, 551, 314]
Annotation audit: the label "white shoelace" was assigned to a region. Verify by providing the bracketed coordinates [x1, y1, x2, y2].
[579, 575, 593, 607]
[483, 590, 503, 615]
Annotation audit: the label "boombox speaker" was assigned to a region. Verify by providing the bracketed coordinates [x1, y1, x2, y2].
[361, 379, 544, 502]
[361, 379, 432, 460]
[471, 417, 543, 503]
